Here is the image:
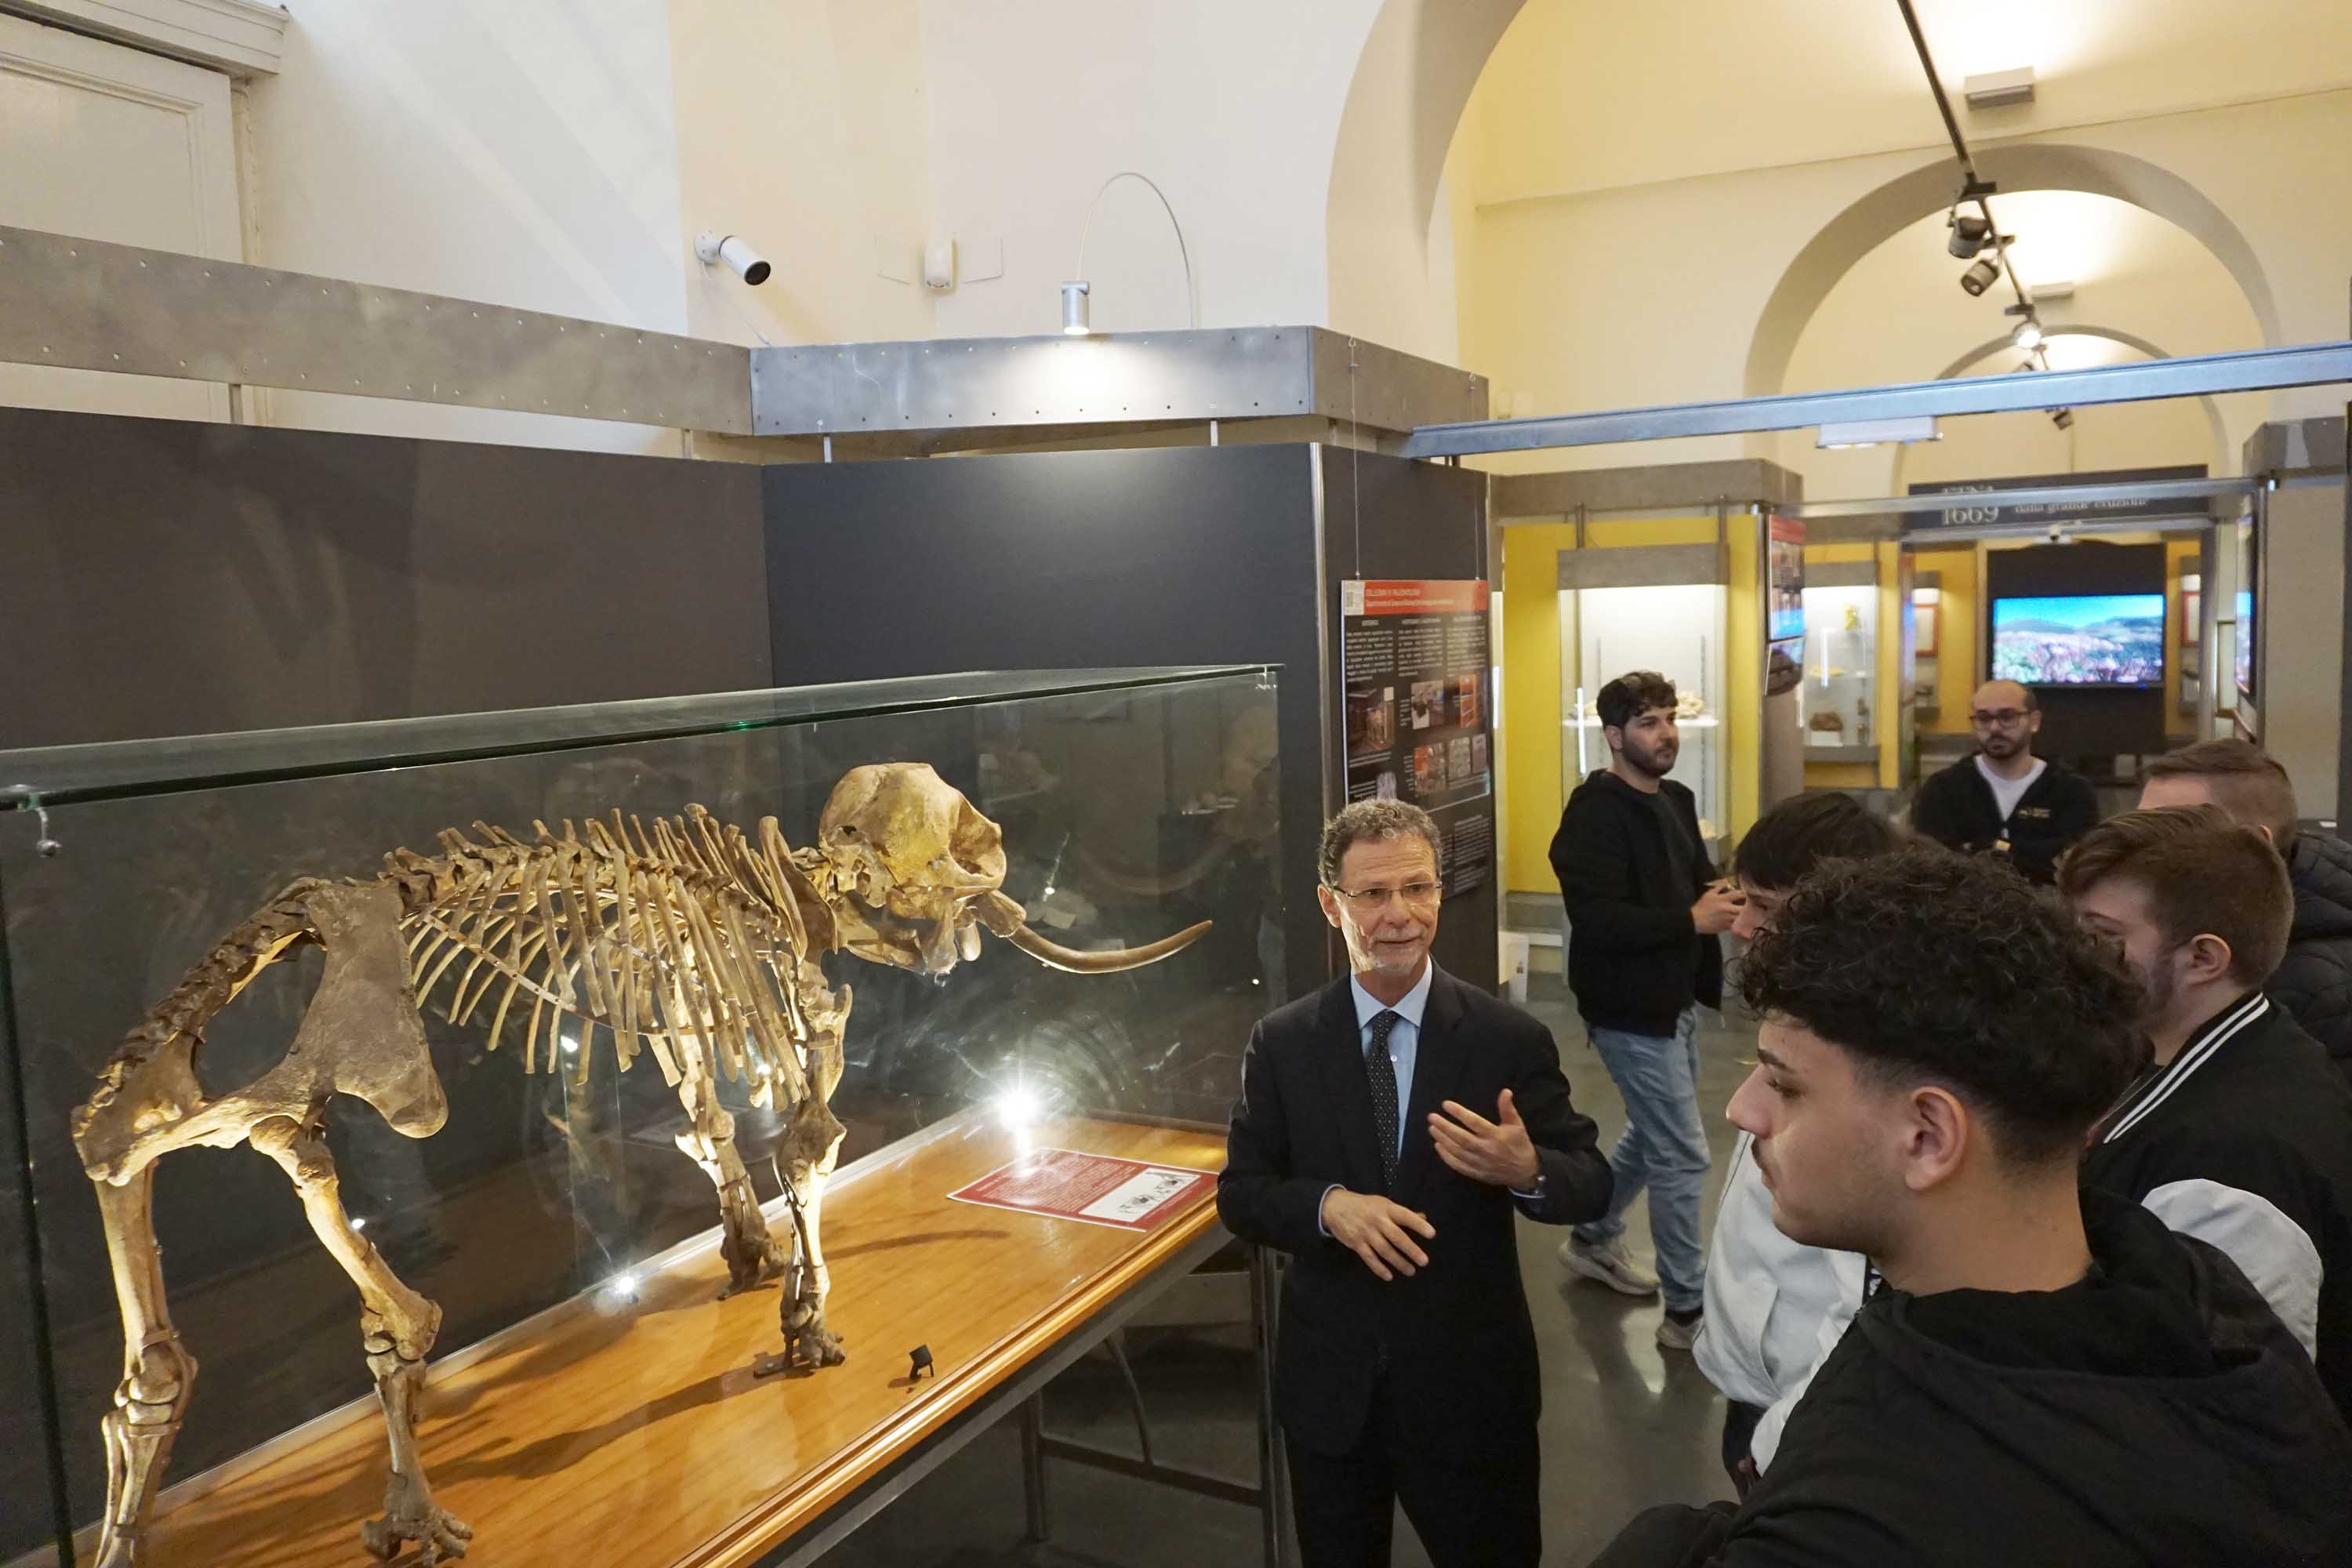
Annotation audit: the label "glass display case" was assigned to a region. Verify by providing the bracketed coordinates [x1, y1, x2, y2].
[0, 665, 1279, 1567]
[1557, 543, 1730, 844]
[1798, 564, 1881, 758]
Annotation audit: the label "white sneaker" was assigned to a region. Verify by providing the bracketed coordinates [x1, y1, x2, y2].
[1656, 1310, 1704, 1352]
[1559, 1236, 1660, 1297]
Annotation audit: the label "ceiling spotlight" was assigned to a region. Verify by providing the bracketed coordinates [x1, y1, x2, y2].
[2012, 318, 2045, 351]
[694, 231, 771, 287]
[2051, 408, 2074, 431]
[1060, 279, 1091, 336]
[1947, 211, 1993, 260]
[1958, 258, 2002, 296]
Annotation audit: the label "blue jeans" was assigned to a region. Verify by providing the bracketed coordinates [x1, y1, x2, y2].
[1572, 1007, 1710, 1313]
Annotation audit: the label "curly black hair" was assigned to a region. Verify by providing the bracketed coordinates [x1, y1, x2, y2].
[1738, 845, 2146, 1167]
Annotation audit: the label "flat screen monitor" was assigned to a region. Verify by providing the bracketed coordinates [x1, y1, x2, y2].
[1990, 593, 2165, 688]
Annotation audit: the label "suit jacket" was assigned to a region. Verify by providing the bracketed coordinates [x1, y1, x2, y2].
[1217, 967, 1611, 1454]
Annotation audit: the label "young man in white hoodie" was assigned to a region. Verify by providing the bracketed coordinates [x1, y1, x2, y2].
[1693, 792, 1900, 1486]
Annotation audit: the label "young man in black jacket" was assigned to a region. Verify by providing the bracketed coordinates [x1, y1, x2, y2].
[2059, 805, 2352, 1426]
[1911, 679, 2099, 884]
[1550, 671, 1740, 1350]
[1592, 848, 2352, 1568]
[2139, 738, 2352, 1087]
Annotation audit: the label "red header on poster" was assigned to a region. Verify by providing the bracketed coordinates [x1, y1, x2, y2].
[1769, 515, 1805, 546]
[1348, 579, 1490, 616]
[946, 1147, 1218, 1232]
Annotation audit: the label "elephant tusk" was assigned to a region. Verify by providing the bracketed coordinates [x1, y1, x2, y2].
[1003, 919, 1210, 974]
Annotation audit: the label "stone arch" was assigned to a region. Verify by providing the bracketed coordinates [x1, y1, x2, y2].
[1324, 0, 1526, 352]
[1745, 143, 2281, 401]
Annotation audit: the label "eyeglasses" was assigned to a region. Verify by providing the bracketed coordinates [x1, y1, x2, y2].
[1327, 881, 1443, 909]
[1970, 708, 2031, 728]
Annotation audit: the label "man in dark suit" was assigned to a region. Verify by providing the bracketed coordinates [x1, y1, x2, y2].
[1219, 800, 1612, 1567]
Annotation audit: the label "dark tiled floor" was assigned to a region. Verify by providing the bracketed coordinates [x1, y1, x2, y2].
[815, 972, 1748, 1567]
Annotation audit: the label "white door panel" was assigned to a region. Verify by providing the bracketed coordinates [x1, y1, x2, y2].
[0, 10, 239, 420]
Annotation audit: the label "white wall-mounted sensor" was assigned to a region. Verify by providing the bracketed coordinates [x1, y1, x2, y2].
[923, 238, 956, 292]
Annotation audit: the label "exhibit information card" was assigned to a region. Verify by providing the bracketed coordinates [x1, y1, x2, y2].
[948, 1148, 1218, 1232]
[1340, 578, 1496, 896]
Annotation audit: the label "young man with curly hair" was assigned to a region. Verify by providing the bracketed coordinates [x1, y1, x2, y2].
[1594, 848, 2352, 1567]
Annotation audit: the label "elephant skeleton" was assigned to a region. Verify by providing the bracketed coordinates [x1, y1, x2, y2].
[69, 762, 1206, 1566]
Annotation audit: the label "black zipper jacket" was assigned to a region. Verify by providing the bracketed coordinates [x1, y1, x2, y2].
[1550, 770, 1722, 1037]
[1911, 753, 2099, 884]
[2274, 831, 2352, 1087]
[2079, 990, 2352, 1427]
[1588, 1192, 2352, 1566]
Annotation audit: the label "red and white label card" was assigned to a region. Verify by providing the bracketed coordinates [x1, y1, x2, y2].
[947, 1148, 1218, 1232]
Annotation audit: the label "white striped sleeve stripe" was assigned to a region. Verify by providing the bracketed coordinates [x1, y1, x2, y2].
[2140, 1177, 2322, 1358]
[2102, 994, 2270, 1146]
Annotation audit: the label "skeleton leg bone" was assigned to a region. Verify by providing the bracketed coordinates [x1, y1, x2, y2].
[775, 1022, 849, 1367]
[252, 1112, 472, 1565]
[672, 1051, 786, 1298]
[89, 1167, 197, 1568]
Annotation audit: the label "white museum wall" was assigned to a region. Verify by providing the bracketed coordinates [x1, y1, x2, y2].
[240, 0, 691, 453]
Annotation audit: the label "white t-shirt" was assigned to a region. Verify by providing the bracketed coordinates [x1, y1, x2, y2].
[1976, 753, 2045, 823]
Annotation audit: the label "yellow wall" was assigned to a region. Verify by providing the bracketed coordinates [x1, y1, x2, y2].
[1500, 514, 1762, 895]
[1911, 547, 1980, 735]
[2164, 538, 2201, 728]
[1501, 521, 1579, 895]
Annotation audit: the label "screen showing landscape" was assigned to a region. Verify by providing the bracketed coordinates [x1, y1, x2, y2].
[1991, 593, 2165, 687]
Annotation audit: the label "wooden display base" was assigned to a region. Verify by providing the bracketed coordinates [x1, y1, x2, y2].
[115, 1115, 1230, 1568]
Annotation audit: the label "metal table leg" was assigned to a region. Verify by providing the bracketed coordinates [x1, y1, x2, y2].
[1021, 1392, 1050, 1542]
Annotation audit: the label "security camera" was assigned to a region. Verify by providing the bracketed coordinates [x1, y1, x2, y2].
[2046, 524, 2068, 544]
[695, 231, 771, 286]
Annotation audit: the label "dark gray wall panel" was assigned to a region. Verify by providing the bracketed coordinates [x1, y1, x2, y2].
[0, 409, 769, 748]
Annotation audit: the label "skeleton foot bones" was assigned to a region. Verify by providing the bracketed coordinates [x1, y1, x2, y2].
[71, 764, 1207, 1564]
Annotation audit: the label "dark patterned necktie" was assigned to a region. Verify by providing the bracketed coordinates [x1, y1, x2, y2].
[1366, 1009, 1402, 1190]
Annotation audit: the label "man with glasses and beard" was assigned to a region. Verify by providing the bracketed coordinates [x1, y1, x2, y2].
[1551, 671, 1738, 1349]
[1220, 800, 1611, 1566]
[1912, 679, 2098, 884]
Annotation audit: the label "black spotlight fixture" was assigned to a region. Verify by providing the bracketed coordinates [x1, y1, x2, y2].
[2051, 408, 2075, 430]
[1947, 210, 1993, 258]
[1958, 256, 2002, 296]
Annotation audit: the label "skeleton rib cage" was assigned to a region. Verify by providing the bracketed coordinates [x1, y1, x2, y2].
[76, 804, 837, 1156]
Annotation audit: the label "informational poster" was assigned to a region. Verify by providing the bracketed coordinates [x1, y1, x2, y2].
[946, 1148, 1217, 1232]
[1766, 515, 1806, 647]
[1340, 579, 1496, 896]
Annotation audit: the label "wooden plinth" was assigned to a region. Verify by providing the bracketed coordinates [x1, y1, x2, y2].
[118, 1116, 1228, 1568]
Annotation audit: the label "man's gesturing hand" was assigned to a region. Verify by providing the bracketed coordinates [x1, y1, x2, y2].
[1321, 1189, 1436, 1281]
[1429, 1090, 1541, 1190]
